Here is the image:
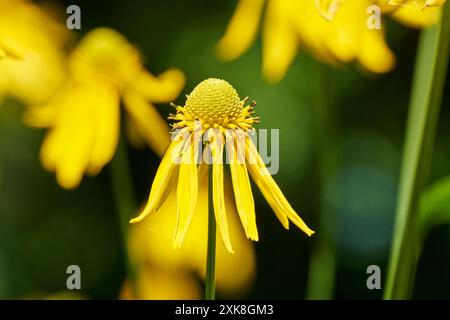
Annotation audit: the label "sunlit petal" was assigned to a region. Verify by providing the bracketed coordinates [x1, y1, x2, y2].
[211, 130, 234, 253]
[227, 131, 258, 241]
[216, 0, 265, 61]
[173, 135, 199, 248]
[262, 0, 299, 82]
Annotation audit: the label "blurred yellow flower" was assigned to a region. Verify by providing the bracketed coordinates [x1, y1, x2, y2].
[217, 0, 444, 82]
[0, 0, 68, 105]
[24, 28, 185, 189]
[130, 78, 314, 253]
[125, 177, 256, 299]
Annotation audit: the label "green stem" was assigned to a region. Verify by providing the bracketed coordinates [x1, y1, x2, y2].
[109, 133, 138, 295]
[205, 164, 216, 300]
[384, 4, 450, 300]
[306, 62, 339, 300]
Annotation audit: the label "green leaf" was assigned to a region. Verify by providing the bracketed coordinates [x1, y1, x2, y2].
[419, 176, 450, 242]
[384, 2, 450, 299]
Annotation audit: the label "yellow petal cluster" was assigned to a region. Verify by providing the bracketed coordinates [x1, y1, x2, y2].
[218, 0, 445, 82]
[24, 28, 185, 189]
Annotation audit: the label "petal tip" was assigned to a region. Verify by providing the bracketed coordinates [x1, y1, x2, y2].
[129, 218, 139, 224]
[129, 215, 146, 224]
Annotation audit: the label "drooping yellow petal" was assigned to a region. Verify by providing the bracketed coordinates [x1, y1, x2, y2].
[216, 0, 265, 61]
[323, 0, 365, 64]
[54, 129, 92, 189]
[132, 69, 185, 104]
[39, 127, 62, 173]
[262, 0, 299, 82]
[130, 132, 187, 223]
[173, 135, 199, 248]
[227, 131, 258, 241]
[86, 79, 120, 176]
[38, 77, 120, 187]
[359, 29, 396, 73]
[245, 138, 314, 236]
[123, 91, 171, 157]
[210, 130, 234, 253]
[245, 142, 289, 229]
[40, 124, 92, 190]
[39, 82, 98, 189]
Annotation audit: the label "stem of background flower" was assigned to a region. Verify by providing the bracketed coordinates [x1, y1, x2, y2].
[110, 132, 138, 297]
[306, 62, 339, 300]
[205, 164, 217, 300]
[384, 3, 450, 300]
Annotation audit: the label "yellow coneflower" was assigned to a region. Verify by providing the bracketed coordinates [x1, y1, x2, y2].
[0, 0, 68, 105]
[217, 0, 444, 82]
[24, 28, 185, 189]
[130, 78, 314, 253]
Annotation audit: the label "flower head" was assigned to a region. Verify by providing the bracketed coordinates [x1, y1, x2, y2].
[170, 78, 258, 132]
[130, 78, 314, 253]
[24, 28, 185, 189]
